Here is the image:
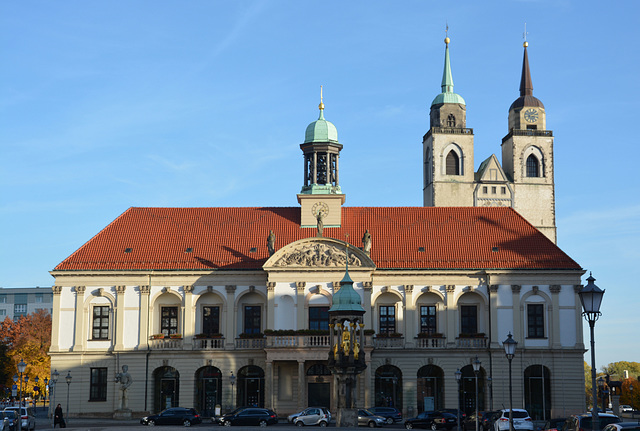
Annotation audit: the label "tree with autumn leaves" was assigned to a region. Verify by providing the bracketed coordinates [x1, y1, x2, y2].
[0, 309, 51, 399]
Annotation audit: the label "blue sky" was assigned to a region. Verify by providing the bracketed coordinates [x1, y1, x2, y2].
[1, 1, 638, 371]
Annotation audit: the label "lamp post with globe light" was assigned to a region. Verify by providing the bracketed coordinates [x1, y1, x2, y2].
[17, 359, 27, 431]
[578, 274, 604, 431]
[455, 369, 462, 431]
[504, 333, 518, 431]
[50, 370, 59, 425]
[229, 371, 236, 410]
[65, 371, 72, 425]
[473, 357, 481, 431]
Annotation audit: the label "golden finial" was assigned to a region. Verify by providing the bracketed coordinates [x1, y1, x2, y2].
[444, 22, 450, 45]
[319, 85, 324, 110]
[523, 22, 529, 47]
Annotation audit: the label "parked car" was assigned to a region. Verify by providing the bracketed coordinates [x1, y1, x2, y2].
[140, 407, 202, 426]
[358, 409, 387, 428]
[620, 406, 633, 413]
[218, 407, 278, 427]
[0, 411, 17, 431]
[291, 407, 331, 427]
[3, 407, 35, 431]
[368, 407, 403, 424]
[603, 423, 640, 431]
[438, 409, 467, 422]
[288, 407, 332, 424]
[465, 411, 499, 431]
[562, 413, 621, 431]
[405, 411, 457, 430]
[542, 417, 567, 431]
[492, 409, 534, 431]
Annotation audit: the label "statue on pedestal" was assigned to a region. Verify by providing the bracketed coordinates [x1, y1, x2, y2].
[113, 365, 133, 419]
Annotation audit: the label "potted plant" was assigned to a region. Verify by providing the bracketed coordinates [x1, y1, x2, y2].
[169, 333, 182, 339]
[151, 334, 165, 340]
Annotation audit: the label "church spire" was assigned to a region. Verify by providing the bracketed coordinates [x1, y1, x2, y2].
[431, 36, 465, 107]
[519, 41, 534, 97]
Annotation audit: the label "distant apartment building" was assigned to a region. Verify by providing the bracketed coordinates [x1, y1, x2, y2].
[0, 287, 53, 320]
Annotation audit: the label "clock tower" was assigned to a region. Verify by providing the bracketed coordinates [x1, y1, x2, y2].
[501, 41, 557, 243]
[297, 89, 346, 228]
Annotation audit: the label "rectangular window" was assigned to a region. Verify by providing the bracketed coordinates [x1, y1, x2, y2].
[491, 186, 497, 194]
[244, 306, 261, 334]
[0, 294, 6, 303]
[482, 186, 487, 194]
[35, 293, 43, 303]
[501, 187, 506, 195]
[161, 306, 179, 336]
[527, 304, 545, 338]
[0, 310, 5, 317]
[92, 306, 110, 340]
[420, 305, 437, 334]
[202, 306, 220, 335]
[14, 304, 27, 315]
[460, 305, 478, 334]
[379, 305, 396, 334]
[89, 368, 108, 401]
[309, 307, 329, 331]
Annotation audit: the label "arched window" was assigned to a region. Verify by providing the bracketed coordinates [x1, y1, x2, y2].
[446, 151, 460, 175]
[526, 154, 539, 177]
[447, 114, 456, 127]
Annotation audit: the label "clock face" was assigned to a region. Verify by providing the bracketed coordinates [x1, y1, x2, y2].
[524, 108, 538, 123]
[311, 202, 329, 218]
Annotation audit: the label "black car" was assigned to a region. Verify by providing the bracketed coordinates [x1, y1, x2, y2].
[368, 407, 403, 424]
[465, 411, 499, 431]
[439, 409, 467, 422]
[562, 414, 621, 431]
[219, 407, 278, 427]
[405, 411, 457, 430]
[0, 411, 17, 431]
[140, 407, 202, 426]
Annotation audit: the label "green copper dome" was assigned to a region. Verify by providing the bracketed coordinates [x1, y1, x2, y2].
[329, 256, 365, 313]
[431, 38, 466, 107]
[304, 107, 339, 144]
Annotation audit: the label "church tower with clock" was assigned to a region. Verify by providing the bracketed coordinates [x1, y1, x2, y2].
[423, 38, 557, 243]
[501, 41, 556, 243]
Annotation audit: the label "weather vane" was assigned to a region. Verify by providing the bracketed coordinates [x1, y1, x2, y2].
[445, 22, 449, 38]
[523, 22, 528, 42]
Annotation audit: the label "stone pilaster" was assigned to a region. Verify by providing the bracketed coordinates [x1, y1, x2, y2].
[72, 286, 86, 351]
[183, 285, 194, 350]
[114, 285, 126, 350]
[51, 286, 63, 351]
[511, 285, 522, 342]
[225, 285, 236, 349]
[139, 285, 150, 349]
[265, 361, 273, 409]
[298, 360, 305, 411]
[403, 285, 414, 347]
[266, 282, 276, 329]
[573, 285, 585, 348]
[296, 282, 306, 329]
[363, 282, 373, 329]
[549, 285, 561, 348]
[445, 285, 456, 345]
[489, 285, 500, 348]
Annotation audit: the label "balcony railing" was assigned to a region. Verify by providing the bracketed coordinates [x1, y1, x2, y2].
[373, 336, 404, 349]
[415, 337, 446, 349]
[192, 337, 225, 350]
[304, 334, 331, 347]
[235, 337, 267, 349]
[502, 129, 553, 142]
[456, 336, 488, 348]
[264, 334, 332, 348]
[149, 338, 183, 350]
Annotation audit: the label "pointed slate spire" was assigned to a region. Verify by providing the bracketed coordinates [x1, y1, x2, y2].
[519, 42, 533, 97]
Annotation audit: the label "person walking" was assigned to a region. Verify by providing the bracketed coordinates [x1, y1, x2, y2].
[54, 403, 65, 428]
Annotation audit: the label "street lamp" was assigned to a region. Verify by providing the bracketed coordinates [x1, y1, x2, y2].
[504, 333, 518, 431]
[473, 356, 481, 431]
[229, 371, 236, 410]
[487, 377, 493, 411]
[51, 369, 59, 425]
[17, 359, 26, 431]
[597, 377, 607, 413]
[65, 371, 72, 425]
[455, 369, 462, 431]
[578, 273, 605, 431]
[34, 376, 39, 409]
[43, 378, 48, 410]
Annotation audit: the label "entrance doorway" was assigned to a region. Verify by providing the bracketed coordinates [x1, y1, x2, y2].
[153, 366, 180, 412]
[196, 366, 222, 417]
[238, 365, 265, 407]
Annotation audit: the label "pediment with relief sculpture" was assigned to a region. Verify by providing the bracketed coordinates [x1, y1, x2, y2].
[264, 238, 375, 270]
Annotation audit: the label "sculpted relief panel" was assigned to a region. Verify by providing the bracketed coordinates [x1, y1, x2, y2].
[273, 243, 362, 268]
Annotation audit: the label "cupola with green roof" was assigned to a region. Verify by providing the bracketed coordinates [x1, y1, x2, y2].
[429, 36, 467, 129]
[297, 87, 346, 229]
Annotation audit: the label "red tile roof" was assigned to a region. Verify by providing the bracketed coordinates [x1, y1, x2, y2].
[53, 206, 580, 271]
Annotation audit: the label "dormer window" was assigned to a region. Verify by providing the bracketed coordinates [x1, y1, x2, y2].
[447, 114, 456, 127]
